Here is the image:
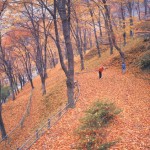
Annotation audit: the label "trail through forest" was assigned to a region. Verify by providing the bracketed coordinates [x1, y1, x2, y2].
[31, 66, 150, 150]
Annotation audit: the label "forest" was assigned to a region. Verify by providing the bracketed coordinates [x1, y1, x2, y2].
[0, 0, 150, 150]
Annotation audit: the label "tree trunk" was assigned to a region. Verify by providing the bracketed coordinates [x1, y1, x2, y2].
[29, 78, 34, 89]
[49, 49, 56, 68]
[57, 0, 75, 108]
[0, 81, 7, 139]
[0, 104, 6, 139]
[18, 74, 23, 90]
[66, 77, 74, 108]
[9, 76, 15, 100]
[76, 26, 85, 70]
[73, 8, 85, 70]
[79, 51, 84, 71]
[137, 0, 141, 20]
[88, 6, 101, 57]
[79, 28, 84, 55]
[41, 0, 75, 107]
[102, 0, 125, 63]
[14, 75, 19, 94]
[144, 0, 148, 16]
[128, 2, 134, 37]
[83, 28, 87, 53]
[104, 14, 113, 54]
[22, 76, 25, 86]
[41, 77, 46, 95]
[98, 9, 103, 37]
[26, 70, 34, 89]
[121, 3, 127, 46]
[89, 30, 93, 48]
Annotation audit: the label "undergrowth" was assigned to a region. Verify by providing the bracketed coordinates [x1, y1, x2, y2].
[139, 52, 150, 70]
[76, 101, 121, 150]
[111, 37, 150, 72]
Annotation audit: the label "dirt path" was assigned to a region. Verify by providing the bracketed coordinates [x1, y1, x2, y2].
[31, 68, 150, 150]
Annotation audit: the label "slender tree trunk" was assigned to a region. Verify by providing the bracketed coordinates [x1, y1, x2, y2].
[128, 2, 134, 37]
[121, 3, 127, 46]
[41, 78, 46, 95]
[88, 6, 101, 57]
[89, 29, 92, 48]
[79, 28, 84, 54]
[137, 0, 141, 20]
[29, 78, 34, 89]
[0, 104, 6, 139]
[0, 81, 7, 139]
[144, 0, 148, 16]
[47, 49, 52, 68]
[83, 28, 87, 53]
[18, 74, 23, 90]
[22, 76, 25, 86]
[73, 8, 85, 70]
[50, 49, 56, 68]
[9, 76, 15, 100]
[108, 34, 113, 54]
[104, 15, 113, 54]
[14, 75, 19, 94]
[98, 9, 103, 37]
[26, 70, 34, 89]
[102, 0, 125, 63]
[78, 28, 85, 70]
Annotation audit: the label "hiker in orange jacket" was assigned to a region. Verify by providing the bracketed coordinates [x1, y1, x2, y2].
[99, 66, 104, 78]
[96, 66, 105, 79]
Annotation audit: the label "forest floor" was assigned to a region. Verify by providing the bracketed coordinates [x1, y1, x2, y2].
[30, 60, 150, 150]
[1, 37, 149, 150]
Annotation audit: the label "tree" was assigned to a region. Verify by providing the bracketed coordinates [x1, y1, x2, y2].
[102, 0, 125, 63]
[120, 1, 127, 46]
[71, 6, 85, 70]
[0, 36, 16, 100]
[56, 0, 75, 107]
[87, 0, 101, 57]
[39, 0, 75, 107]
[144, 0, 148, 16]
[12, 33, 35, 89]
[20, 1, 51, 95]
[126, 0, 134, 37]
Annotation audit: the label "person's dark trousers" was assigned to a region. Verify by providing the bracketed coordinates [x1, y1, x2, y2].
[99, 71, 102, 78]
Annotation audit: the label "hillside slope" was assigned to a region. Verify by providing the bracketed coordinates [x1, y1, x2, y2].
[0, 65, 67, 149]
[30, 66, 150, 150]
[30, 37, 150, 150]
[1, 33, 149, 149]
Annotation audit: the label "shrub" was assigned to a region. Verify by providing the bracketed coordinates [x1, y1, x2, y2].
[76, 101, 121, 150]
[139, 52, 150, 70]
[1, 86, 10, 103]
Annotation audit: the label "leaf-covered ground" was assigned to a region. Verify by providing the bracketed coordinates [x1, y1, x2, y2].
[0, 66, 67, 149]
[1, 38, 149, 149]
[30, 66, 150, 150]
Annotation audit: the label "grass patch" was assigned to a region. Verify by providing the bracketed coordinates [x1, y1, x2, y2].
[75, 101, 121, 150]
[84, 45, 108, 61]
[43, 79, 67, 115]
[41, 68, 67, 113]
[111, 38, 150, 70]
[138, 52, 150, 70]
[135, 20, 150, 31]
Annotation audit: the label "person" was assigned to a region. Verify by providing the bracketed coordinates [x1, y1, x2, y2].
[122, 63, 126, 74]
[98, 66, 104, 79]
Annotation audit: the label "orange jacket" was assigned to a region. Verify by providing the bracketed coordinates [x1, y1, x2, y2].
[97, 66, 104, 72]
